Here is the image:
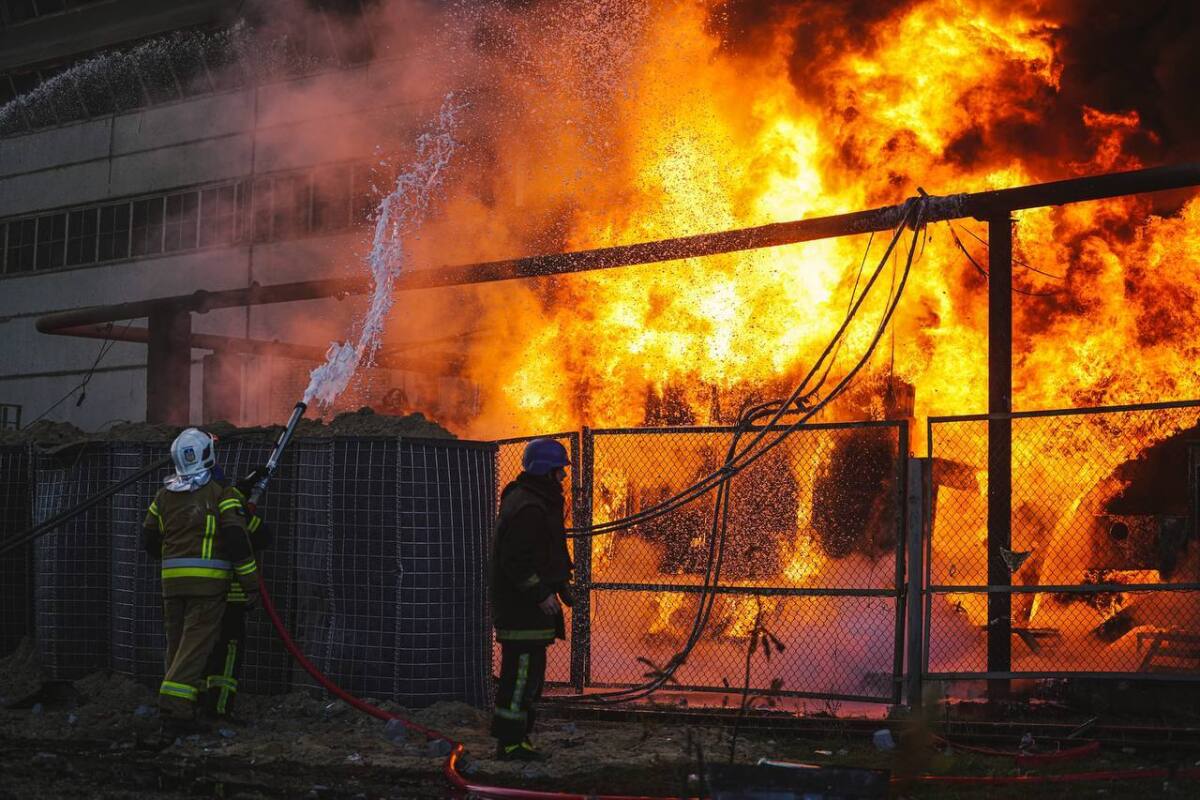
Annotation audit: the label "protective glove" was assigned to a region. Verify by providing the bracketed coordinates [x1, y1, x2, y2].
[557, 582, 575, 608]
[538, 593, 562, 616]
[242, 591, 261, 613]
[236, 466, 268, 500]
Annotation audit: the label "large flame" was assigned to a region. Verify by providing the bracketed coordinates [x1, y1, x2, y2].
[389, 0, 1200, 440]
[374, 1, 1200, 669]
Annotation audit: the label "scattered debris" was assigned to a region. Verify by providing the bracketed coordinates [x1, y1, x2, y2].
[426, 738, 453, 758]
[384, 718, 408, 743]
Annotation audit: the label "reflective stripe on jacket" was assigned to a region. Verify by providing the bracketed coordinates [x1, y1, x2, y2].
[143, 481, 251, 598]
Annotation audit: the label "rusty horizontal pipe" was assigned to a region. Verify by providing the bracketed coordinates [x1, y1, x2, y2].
[56, 323, 463, 376]
[36, 162, 1200, 337]
[36, 277, 369, 334]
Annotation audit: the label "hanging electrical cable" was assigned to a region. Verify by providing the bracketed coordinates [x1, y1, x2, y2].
[556, 197, 929, 704]
[567, 196, 927, 542]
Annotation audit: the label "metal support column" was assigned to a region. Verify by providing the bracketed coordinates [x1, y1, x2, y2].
[146, 309, 191, 425]
[891, 424, 911, 706]
[905, 456, 928, 707]
[569, 428, 594, 692]
[986, 213, 1013, 699]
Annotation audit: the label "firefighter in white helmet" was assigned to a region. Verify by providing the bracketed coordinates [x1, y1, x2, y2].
[141, 428, 259, 736]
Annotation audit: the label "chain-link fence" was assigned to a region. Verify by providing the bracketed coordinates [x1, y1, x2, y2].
[926, 400, 1200, 680]
[578, 422, 908, 703]
[15, 399, 1200, 706]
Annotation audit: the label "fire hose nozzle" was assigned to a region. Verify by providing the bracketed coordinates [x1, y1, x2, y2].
[249, 401, 308, 506]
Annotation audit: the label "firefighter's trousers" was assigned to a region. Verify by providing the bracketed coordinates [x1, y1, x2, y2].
[160, 595, 226, 720]
[491, 641, 548, 747]
[204, 602, 247, 717]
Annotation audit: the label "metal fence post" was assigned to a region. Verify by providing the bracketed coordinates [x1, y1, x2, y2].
[987, 212, 1014, 700]
[891, 423, 910, 705]
[905, 456, 928, 707]
[569, 428, 593, 692]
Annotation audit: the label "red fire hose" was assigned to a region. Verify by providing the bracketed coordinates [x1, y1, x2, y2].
[257, 574, 673, 800]
[256, 575, 1200, 797]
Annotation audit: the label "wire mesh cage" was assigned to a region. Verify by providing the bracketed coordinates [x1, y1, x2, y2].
[0, 445, 33, 657]
[295, 437, 496, 708]
[109, 444, 169, 685]
[33, 445, 114, 679]
[581, 422, 907, 703]
[927, 401, 1200, 679]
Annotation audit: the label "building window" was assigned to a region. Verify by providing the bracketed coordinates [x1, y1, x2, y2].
[163, 191, 199, 252]
[34, 212, 66, 270]
[4, 218, 35, 273]
[272, 173, 310, 240]
[312, 164, 351, 232]
[97, 202, 130, 261]
[131, 197, 164, 256]
[200, 184, 239, 247]
[250, 177, 273, 243]
[1, 158, 383, 278]
[0, 402, 20, 431]
[65, 206, 98, 266]
[351, 162, 379, 224]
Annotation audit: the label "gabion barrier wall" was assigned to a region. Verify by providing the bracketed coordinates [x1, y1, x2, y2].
[294, 437, 495, 708]
[0, 445, 33, 656]
[16, 436, 495, 709]
[927, 401, 1200, 680]
[34, 445, 114, 679]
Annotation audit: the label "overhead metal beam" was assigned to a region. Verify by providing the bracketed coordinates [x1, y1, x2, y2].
[36, 162, 1200, 336]
[54, 322, 464, 376]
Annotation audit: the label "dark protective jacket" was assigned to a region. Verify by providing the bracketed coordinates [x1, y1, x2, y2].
[142, 480, 259, 598]
[492, 472, 573, 642]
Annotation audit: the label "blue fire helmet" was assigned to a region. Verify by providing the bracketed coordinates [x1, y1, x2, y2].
[522, 438, 571, 476]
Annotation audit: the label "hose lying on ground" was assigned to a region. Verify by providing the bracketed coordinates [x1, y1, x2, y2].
[256, 572, 679, 800]
[257, 573, 1200, 798]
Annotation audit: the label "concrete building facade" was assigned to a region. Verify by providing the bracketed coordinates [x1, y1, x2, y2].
[0, 0, 468, 431]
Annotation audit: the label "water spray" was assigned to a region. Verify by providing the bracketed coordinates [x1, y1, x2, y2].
[246, 97, 464, 506]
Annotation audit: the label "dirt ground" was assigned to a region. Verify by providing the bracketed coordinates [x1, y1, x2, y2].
[4, 635, 1200, 800]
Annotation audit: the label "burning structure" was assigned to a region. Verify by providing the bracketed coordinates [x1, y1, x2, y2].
[3, 0, 1200, 707]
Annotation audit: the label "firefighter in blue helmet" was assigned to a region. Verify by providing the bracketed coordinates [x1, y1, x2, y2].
[490, 438, 573, 761]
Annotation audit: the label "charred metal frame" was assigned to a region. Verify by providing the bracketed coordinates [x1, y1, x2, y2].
[35, 162, 1200, 699]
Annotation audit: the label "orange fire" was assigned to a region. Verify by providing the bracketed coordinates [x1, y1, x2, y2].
[383, 2, 1200, 659]
[390, 1, 1200, 440]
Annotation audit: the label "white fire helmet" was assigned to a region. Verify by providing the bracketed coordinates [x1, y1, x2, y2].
[166, 428, 217, 491]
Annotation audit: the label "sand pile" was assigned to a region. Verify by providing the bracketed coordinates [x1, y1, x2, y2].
[0, 408, 456, 448]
